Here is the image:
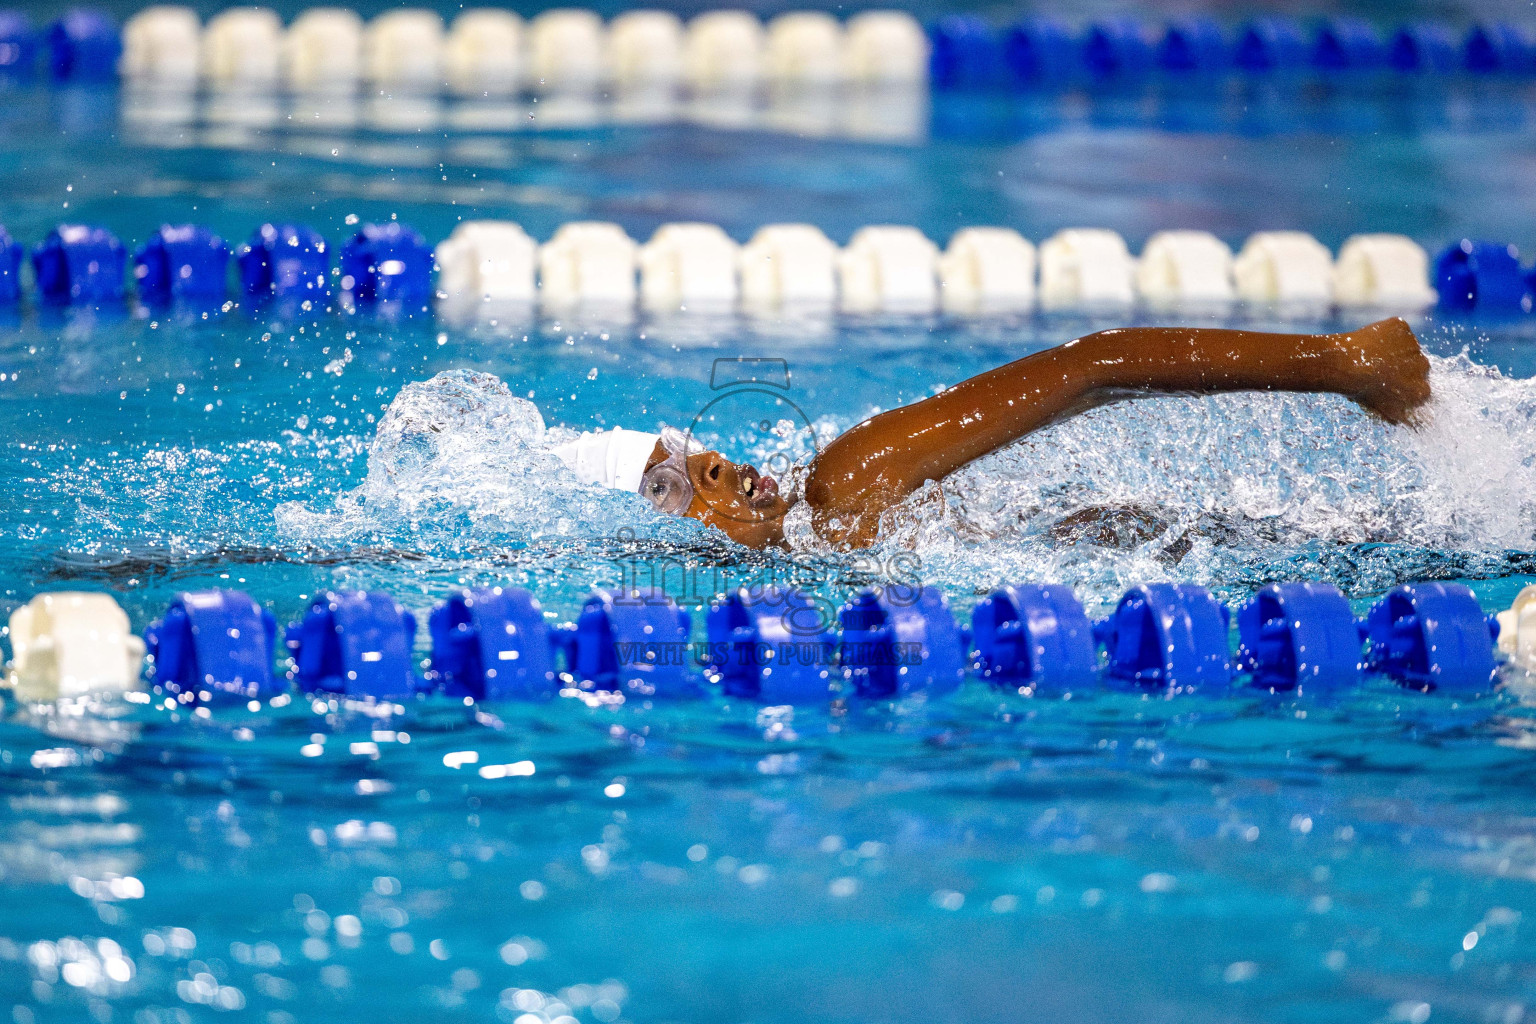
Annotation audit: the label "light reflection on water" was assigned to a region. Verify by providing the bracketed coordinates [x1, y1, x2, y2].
[1, 678, 1535, 1023]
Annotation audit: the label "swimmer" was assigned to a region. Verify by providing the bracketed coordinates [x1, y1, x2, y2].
[556, 317, 1431, 550]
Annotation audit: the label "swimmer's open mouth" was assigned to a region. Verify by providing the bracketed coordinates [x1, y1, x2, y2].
[740, 466, 779, 509]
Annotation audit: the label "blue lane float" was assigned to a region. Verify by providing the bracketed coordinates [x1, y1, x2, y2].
[705, 587, 836, 704]
[0, 226, 21, 304]
[838, 587, 967, 699]
[914, 15, 1536, 90]
[569, 589, 694, 698]
[1233, 18, 1309, 73]
[110, 575, 1513, 707]
[1363, 583, 1499, 692]
[340, 222, 433, 306]
[1434, 240, 1530, 313]
[144, 590, 282, 701]
[286, 591, 423, 699]
[1387, 23, 1459, 74]
[1158, 18, 1229, 73]
[1096, 583, 1232, 692]
[1003, 17, 1075, 83]
[47, 8, 118, 82]
[237, 223, 331, 301]
[1235, 582, 1362, 691]
[133, 224, 230, 303]
[31, 224, 124, 305]
[1082, 18, 1153, 78]
[970, 584, 1098, 691]
[426, 587, 557, 701]
[0, 12, 38, 78]
[928, 15, 1003, 89]
[1464, 23, 1536, 75]
[1312, 18, 1385, 72]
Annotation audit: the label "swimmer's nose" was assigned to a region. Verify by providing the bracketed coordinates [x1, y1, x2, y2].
[697, 454, 730, 493]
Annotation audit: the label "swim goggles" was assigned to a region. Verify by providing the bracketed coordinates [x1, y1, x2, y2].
[639, 426, 704, 515]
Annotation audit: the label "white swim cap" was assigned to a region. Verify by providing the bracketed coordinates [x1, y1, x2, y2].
[552, 427, 662, 493]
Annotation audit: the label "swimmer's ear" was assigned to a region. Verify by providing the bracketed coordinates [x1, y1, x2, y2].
[1338, 317, 1433, 427]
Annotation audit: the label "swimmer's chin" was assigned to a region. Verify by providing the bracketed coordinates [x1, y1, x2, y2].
[685, 496, 794, 549]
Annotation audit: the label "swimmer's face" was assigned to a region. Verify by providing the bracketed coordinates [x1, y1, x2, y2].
[646, 441, 791, 547]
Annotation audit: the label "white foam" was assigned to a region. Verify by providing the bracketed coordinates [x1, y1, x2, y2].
[274, 352, 1536, 605]
[274, 370, 677, 546]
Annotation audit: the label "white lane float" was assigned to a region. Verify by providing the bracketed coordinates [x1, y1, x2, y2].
[6, 593, 145, 703]
[283, 7, 364, 91]
[639, 223, 741, 310]
[607, 10, 686, 86]
[938, 227, 1036, 313]
[1333, 233, 1436, 310]
[1233, 231, 1335, 305]
[539, 222, 639, 306]
[739, 223, 840, 310]
[1136, 230, 1236, 306]
[1038, 228, 1136, 308]
[844, 11, 928, 84]
[436, 221, 538, 303]
[526, 9, 606, 91]
[765, 12, 844, 85]
[445, 9, 523, 97]
[684, 10, 764, 90]
[1497, 586, 1536, 673]
[122, 5, 201, 83]
[838, 225, 940, 313]
[364, 9, 445, 89]
[202, 7, 284, 87]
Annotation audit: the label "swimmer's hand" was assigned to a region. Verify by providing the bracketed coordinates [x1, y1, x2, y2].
[1332, 317, 1432, 426]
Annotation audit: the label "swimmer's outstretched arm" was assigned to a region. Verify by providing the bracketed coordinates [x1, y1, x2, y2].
[802, 317, 1431, 548]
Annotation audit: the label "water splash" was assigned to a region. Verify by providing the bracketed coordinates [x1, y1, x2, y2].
[274, 369, 700, 550]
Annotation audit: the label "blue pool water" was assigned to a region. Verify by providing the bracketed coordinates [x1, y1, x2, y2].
[4, 12, 1536, 1024]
